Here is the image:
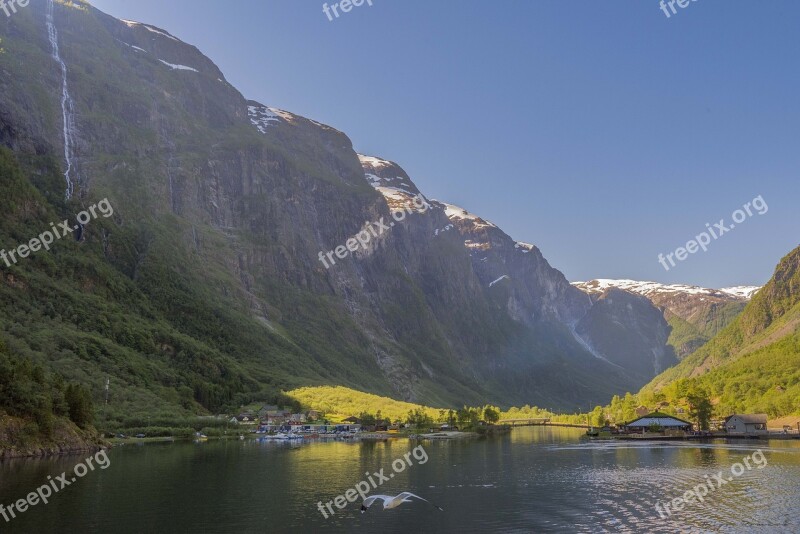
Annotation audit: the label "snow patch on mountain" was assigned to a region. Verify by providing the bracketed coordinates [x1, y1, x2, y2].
[572, 279, 760, 300]
[438, 202, 497, 229]
[268, 108, 298, 124]
[158, 60, 198, 72]
[719, 286, 761, 299]
[363, 172, 415, 196]
[358, 155, 429, 211]
[117, 40, 146, 53]
[489, 275, 510, 287]
[465, 239, 489, 250]
[122, 20, 182, 42]
[358, 154, 395, 171]
[357, 155, 428, 212]
[247, 105, 282, 133]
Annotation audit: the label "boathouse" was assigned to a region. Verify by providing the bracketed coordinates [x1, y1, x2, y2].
[622, 412, 693, 433]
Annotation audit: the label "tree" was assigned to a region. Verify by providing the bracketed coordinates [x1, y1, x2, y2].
[65, 384, 94, 428]
[686, 389, 713, 431]
[358, 411, 377, 427]
[406, 408, 433, 428]
[482, 405, 500, 424]
[621, 393, 638, 423]
[589, 406, 606, 427]
[456, 406, 480, 428]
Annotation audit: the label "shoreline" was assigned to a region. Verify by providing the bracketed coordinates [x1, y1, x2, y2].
[6, 425, 798, 459]
[0, 415, 109, 460]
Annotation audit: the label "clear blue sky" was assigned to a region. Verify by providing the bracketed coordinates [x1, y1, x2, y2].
[89, 0, 800, 288]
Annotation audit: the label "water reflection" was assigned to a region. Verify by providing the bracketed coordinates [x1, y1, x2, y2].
[0, 429, 797, 533]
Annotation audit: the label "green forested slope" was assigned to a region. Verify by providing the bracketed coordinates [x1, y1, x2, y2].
[641, 246, 800, 417]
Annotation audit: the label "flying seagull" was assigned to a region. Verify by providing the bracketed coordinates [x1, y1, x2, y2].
[360, 492, 444, 513]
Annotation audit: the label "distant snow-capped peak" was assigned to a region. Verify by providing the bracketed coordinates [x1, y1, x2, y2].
[572, 279, 760, 300]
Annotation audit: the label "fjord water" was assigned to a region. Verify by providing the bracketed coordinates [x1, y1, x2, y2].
[1, 428, 797, 533]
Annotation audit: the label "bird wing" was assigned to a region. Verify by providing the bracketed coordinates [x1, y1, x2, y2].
[397, 492, 429, 503]
[397, 492, 444, 511]
[362, 495, 394, 508]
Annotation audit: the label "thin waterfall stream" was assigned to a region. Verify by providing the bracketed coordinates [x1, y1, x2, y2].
[46, 0, 77, 200]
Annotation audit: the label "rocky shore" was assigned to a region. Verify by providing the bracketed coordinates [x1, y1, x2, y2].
[0, 415, 108, 459]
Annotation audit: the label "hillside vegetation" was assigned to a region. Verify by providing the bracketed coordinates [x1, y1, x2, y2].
[287, 386, 442, 423]
[0, 146, 368, 431]
[287, 385, 586, 425]
[639, 246, 800, 418]
[665, 301, 746, 358]
[0, 335, 103, 456]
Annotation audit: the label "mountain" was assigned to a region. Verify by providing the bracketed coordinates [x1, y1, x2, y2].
[0, 0, 687, 424]
[639, 246, 800, 417]
[572, 288, 678, 384]
[573, 279, 759, 359]
[357, 154, 687, 404]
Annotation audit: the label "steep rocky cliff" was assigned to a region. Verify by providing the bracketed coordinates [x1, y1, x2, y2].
[0, 0, 689, 416]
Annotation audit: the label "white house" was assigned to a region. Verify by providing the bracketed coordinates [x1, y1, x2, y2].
[724, 414, 768, 435]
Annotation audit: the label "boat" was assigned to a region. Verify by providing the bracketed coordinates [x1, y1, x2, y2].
[260, 432, 304, 441]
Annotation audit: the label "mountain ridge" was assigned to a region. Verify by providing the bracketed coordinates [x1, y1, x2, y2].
[0, 1, 759, 425]
[573, 279, 759, 359]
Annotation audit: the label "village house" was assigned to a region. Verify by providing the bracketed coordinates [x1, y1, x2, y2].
[258, 405, 280, 417]
[724, 414, 768, 435]
[262, 411, 290, 425]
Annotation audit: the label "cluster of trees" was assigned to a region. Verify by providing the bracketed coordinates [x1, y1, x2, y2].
[357, 410, 389, 427]
[351, 404, 503, 430]
[407, 405, 501, 429]
[501, 404, 553, 420]
[0, 338, 94, 436]
[500, 381, 718, 431]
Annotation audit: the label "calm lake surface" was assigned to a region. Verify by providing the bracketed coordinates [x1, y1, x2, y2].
[1, 427, 798, 533]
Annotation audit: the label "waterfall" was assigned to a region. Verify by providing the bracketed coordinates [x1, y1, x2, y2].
[46, 0, 76, 200]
